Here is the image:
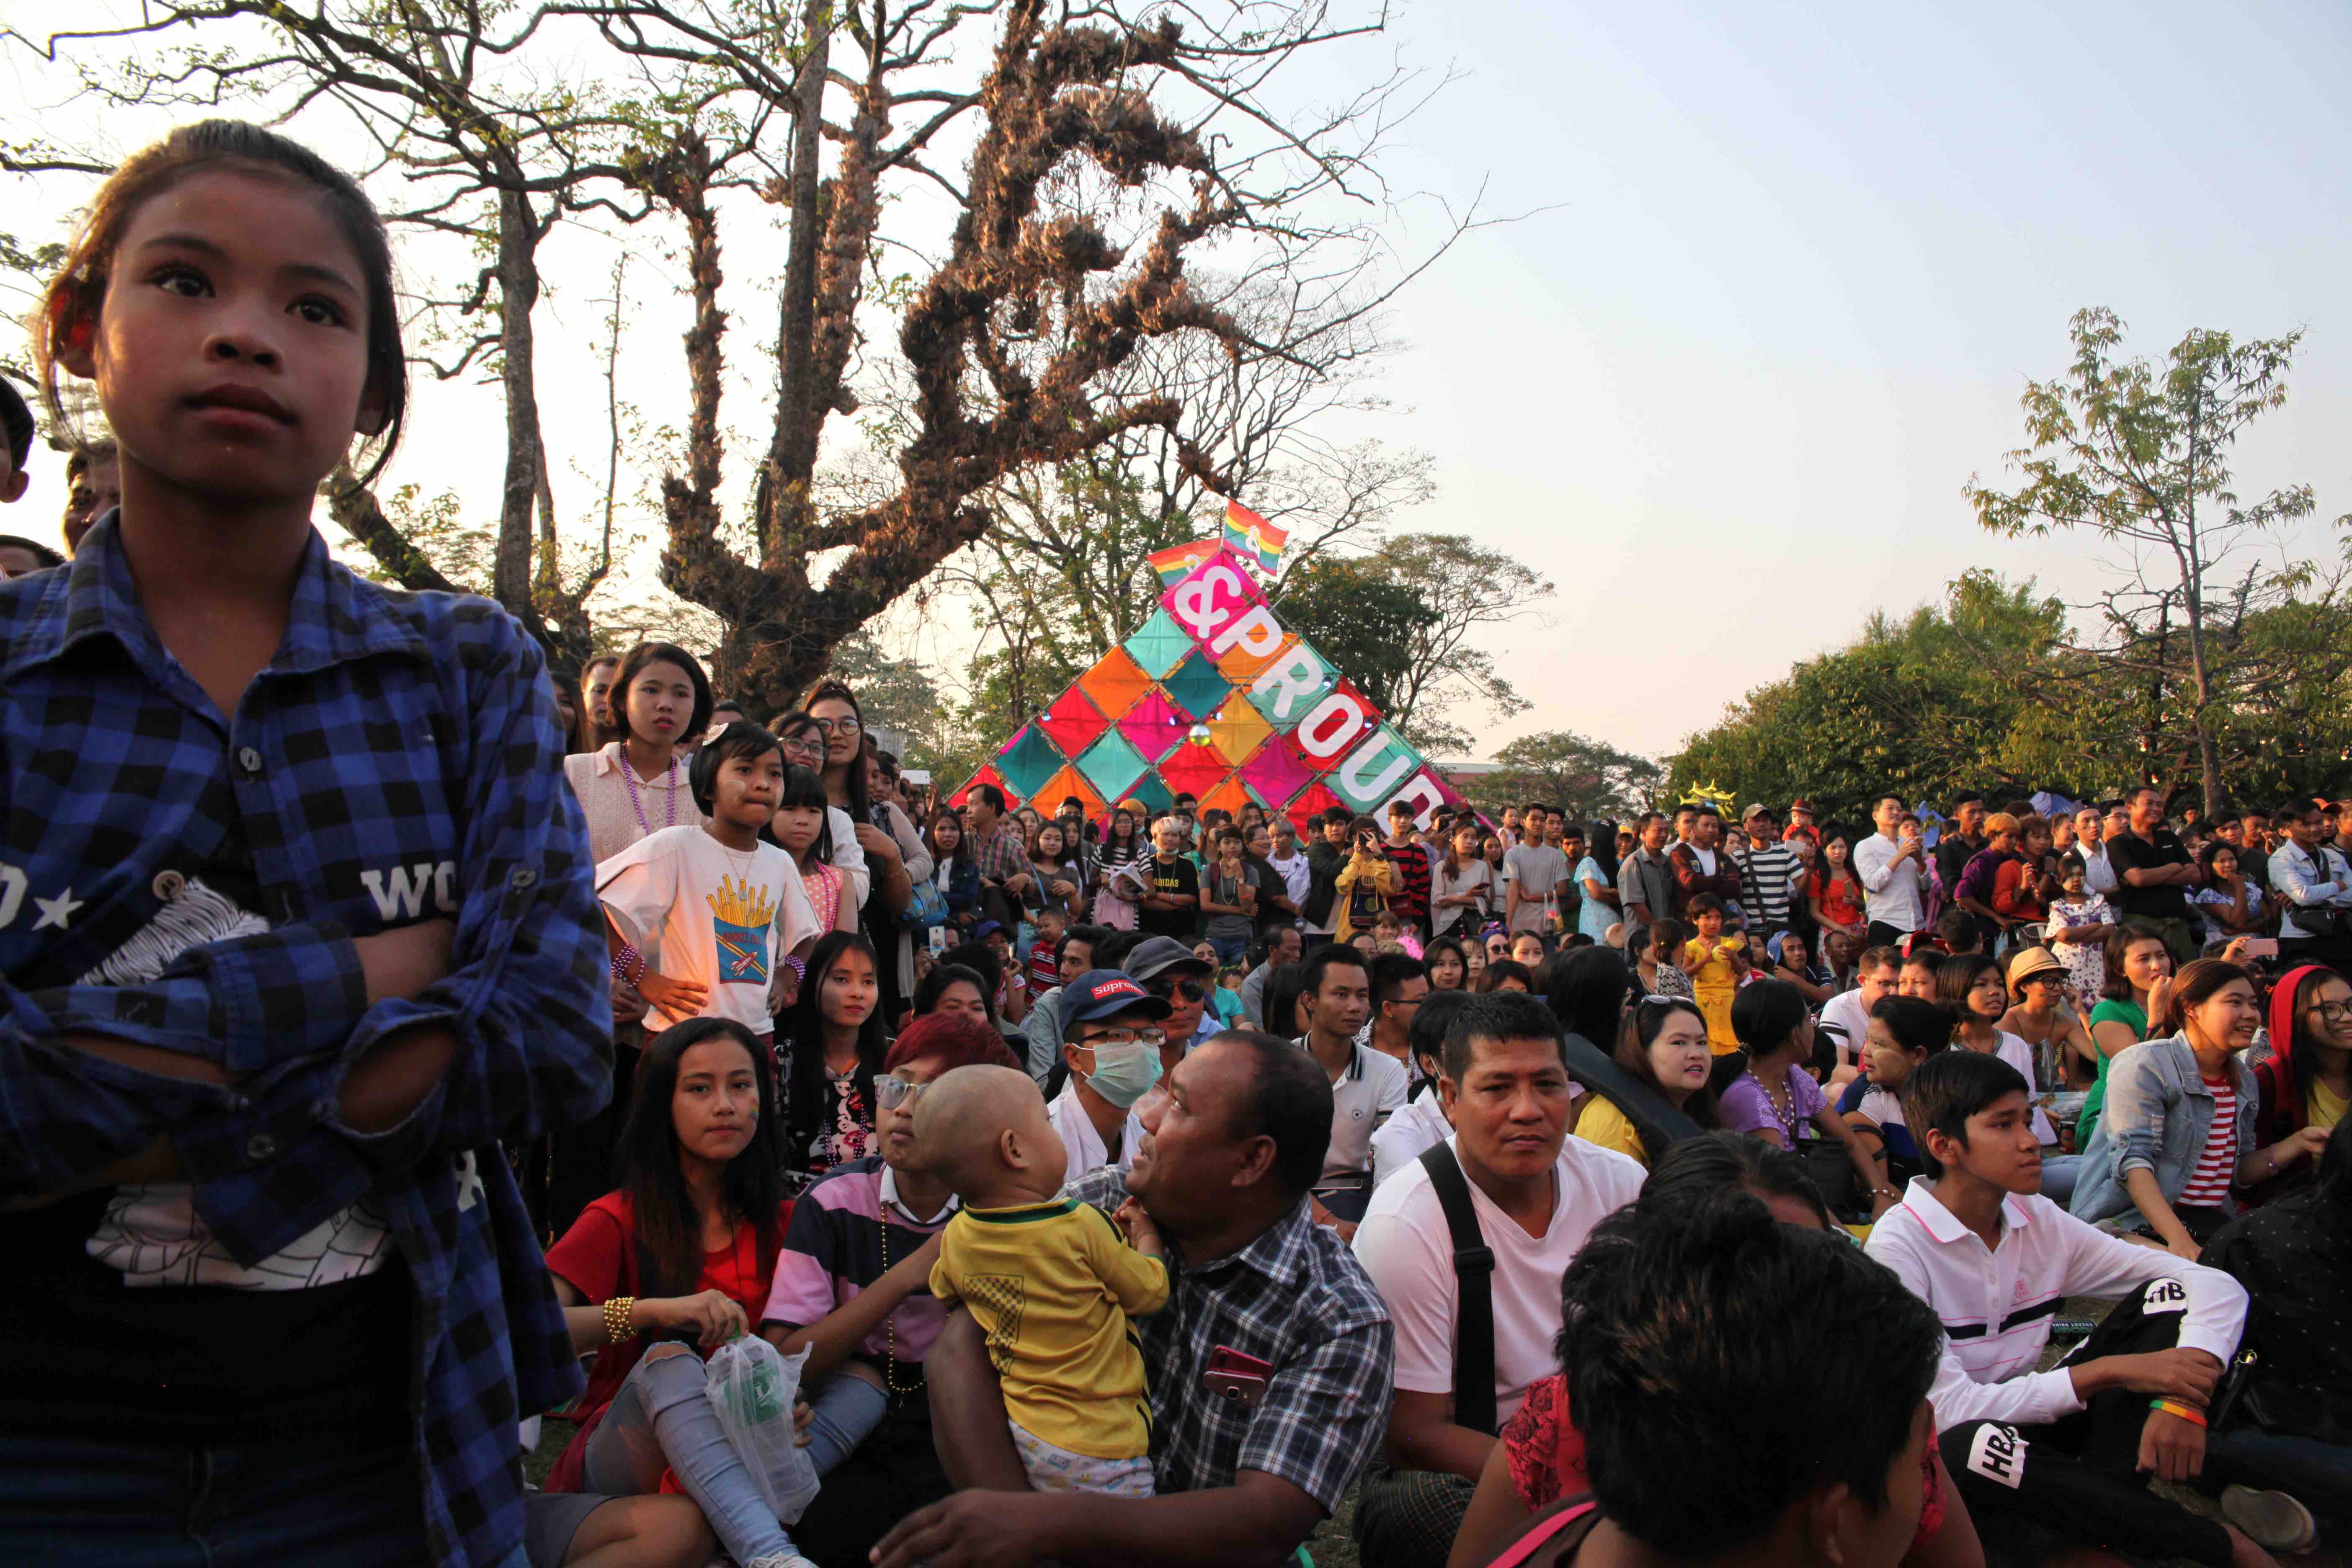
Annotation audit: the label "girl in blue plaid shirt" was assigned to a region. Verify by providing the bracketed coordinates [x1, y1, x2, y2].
[0, 122, 612, 1567]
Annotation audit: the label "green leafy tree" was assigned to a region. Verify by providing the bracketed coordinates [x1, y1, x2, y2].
[1466, 731, 1663, 823]
[1966, 308, 2344, 815]
[1666, 568, 2352, 826]
[1269, 554, 1439, 727]
[1668, 578, 2065, 827]
[1361, 535, 1548, 753]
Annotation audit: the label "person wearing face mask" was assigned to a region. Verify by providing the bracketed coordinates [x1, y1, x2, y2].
[1046, 972, 1175, 1178]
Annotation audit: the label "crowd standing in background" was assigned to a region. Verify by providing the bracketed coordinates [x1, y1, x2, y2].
[1, 119, 2348, 1568]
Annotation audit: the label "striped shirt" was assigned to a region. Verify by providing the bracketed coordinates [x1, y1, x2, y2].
[1734, 841, 1804, 931]
[2179, 1077, 2239, 1207]
[760, 1158, 958, 1367]
[1380, 839, 1432, 928]
[1864, 1176, 2247, 1433]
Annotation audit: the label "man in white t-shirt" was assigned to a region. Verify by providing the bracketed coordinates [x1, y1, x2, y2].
[596, 729, 820, 1034]
[1292, 946, 1406, 1236]
[1349, 990, 1644, 1568]
[1818, 943, 1902, 1081]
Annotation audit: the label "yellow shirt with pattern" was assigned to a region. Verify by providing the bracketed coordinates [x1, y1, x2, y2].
[929, 1195, 1171, 1459]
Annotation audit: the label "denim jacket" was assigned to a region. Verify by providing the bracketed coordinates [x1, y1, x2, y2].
[2070, 1032, 2257, 1226]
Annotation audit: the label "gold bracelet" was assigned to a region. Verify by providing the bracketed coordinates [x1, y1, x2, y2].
[603, 1295, 638, 1345]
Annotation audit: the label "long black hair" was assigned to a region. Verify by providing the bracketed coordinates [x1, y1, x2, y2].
[782, 931, 888, 1162]
[1258, 961, 1310, 1041]
[34, 121, 409, 481]
[618, 1017, 788, 1297]
[913, 960, 998, 1028]
[804, 679, 872, 824]
[1546, 944, 1632, 1051]
[760, 763, 835, 866]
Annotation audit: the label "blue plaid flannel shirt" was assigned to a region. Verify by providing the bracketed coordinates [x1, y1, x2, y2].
[0, 518, 613, 1567]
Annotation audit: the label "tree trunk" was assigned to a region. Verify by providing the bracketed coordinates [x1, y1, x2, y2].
[493, 187, 548, 619]
[763, 0, 833, 561]
[2184, 609, 2223, 819]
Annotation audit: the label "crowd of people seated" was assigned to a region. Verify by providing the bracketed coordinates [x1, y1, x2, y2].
[1, 123, 2344, 1563]
[510, 716, 2352, 1568]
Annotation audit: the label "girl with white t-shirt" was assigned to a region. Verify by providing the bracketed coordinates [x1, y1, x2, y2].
[597, 725, 821, 1039]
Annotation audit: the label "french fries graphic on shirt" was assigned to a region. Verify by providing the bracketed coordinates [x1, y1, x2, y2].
[709, 874, 776, 986]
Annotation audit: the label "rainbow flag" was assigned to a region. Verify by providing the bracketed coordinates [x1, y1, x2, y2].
[1146, 539, 1220, 586]
[1223, 499, 1287, 573]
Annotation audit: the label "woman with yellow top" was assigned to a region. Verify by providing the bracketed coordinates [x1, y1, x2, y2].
[1677, 893, 1749, 1053]
[1573, 997, 1716, 1169]
[1333, 815, 1403, 946]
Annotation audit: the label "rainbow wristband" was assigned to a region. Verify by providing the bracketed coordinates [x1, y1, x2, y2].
[2148, 1399, 2207, 1427]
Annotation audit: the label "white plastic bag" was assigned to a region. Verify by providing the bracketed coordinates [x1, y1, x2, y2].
[704, 1335, 822, 1526]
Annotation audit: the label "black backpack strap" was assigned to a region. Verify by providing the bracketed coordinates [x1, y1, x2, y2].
[1416, 1141, 1498, 1437]
[1558, 1031, 1700, 1166]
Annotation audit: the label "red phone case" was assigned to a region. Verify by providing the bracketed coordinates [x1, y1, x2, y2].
[1204, 1345, 1274, 1408]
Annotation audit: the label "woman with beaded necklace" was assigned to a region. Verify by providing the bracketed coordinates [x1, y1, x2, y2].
[564, 641, 713, 864]
[1723, 979, 1896, 1220]
[549, 641, 715, 1234]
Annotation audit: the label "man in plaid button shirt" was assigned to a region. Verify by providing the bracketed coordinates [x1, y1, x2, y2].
[965, 783, 1035, 928]
[874, 1029, 1393, 1567]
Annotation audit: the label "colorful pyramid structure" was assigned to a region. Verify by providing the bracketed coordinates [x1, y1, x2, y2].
[952, 544, 1468, 835]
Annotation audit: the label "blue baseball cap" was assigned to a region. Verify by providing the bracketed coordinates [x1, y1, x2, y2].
[1059, 969, 1174, 1036]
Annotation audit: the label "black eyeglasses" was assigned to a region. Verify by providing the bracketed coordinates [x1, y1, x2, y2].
[810, 717, 862, 736]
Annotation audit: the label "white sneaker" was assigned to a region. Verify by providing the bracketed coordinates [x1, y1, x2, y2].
[2221, 1483, 2317, 1553]
[745, 1555, 821, 1568]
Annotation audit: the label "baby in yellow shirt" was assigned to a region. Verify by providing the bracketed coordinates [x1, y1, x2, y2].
[917, 1065, 1170, 1496]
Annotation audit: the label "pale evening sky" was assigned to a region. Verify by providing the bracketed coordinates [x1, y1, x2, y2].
[3, 0, 2345, 762]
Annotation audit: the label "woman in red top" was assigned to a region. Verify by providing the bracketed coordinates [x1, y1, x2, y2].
[1808, 831, 1867, 944]
[544, 1017, 865, 1568]
[1449, 1134, 1981, 1568]
[1991, 815, 2055, 931]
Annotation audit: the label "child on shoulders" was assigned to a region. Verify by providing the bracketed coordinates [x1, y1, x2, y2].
[917, 1066, 1168, 1497]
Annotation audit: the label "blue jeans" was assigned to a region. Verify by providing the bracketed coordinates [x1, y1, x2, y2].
[2038, 1153, 2082, 1208]
[583, 1346, 886, 1564]
[2208, 1427, 2352, 1529]
[1206, 933, 1249, 966]
[0, 1430, 427, 1566]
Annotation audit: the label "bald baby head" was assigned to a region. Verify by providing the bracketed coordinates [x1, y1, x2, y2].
[915, 1065, 1068, 1207]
